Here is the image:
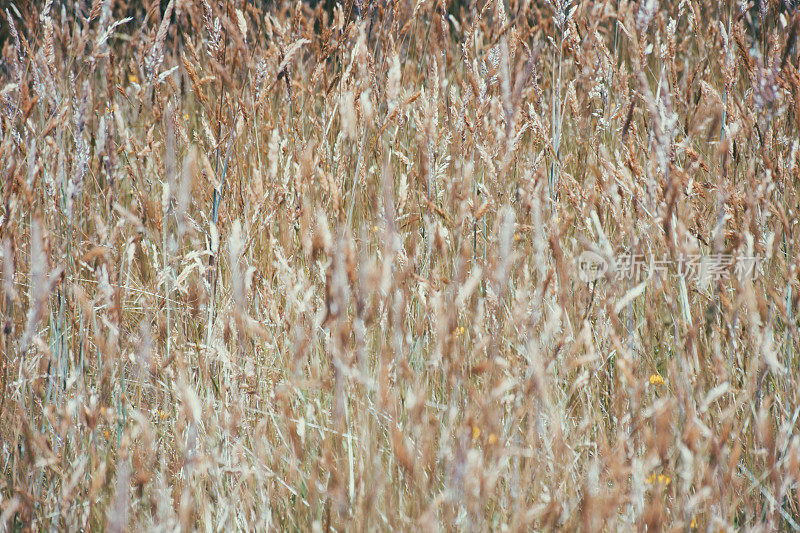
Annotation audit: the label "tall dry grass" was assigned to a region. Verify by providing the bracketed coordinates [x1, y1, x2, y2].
[1, 0, 800, 529]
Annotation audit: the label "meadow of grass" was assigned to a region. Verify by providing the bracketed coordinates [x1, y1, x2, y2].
[1, 0, 800, 529]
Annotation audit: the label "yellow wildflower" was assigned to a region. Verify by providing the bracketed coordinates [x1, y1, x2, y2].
[649, 373, 665, 386]
[472, 424, 481, 442]
[647, 472, 671, 486]
[128, 74, 139, 84]
[488, 433, 498, 445]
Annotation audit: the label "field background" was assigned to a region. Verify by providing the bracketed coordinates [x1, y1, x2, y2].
[1, 0, 800, 529]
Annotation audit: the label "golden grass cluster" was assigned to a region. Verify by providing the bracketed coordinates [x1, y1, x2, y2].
[1, 0, 800, 529]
